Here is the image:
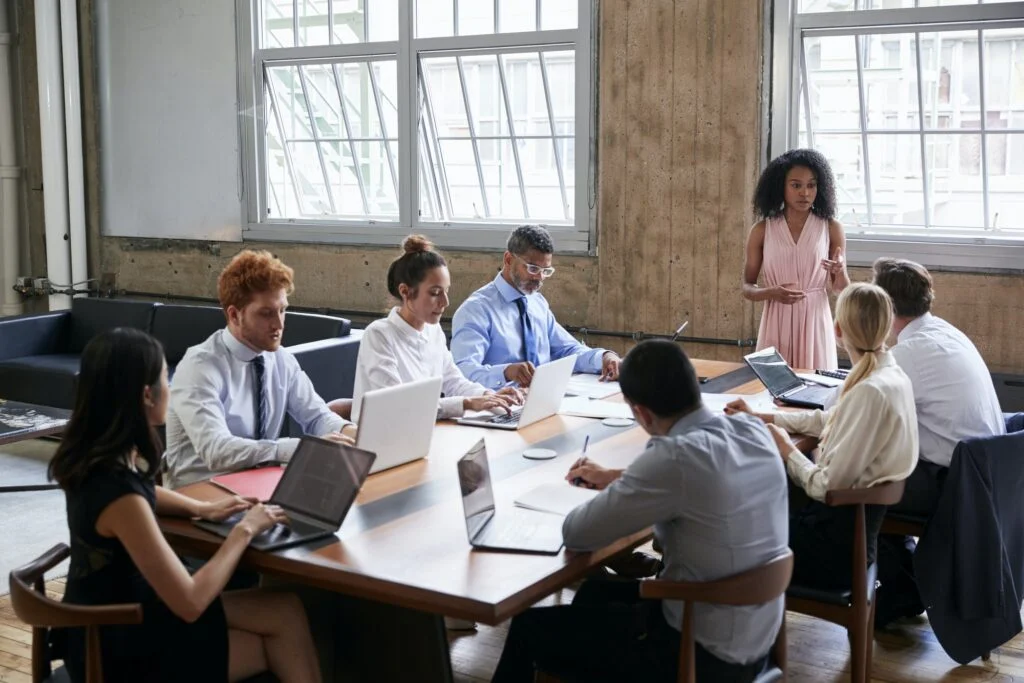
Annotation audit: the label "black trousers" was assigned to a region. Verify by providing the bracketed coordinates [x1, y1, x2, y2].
[491, 577, 769, 683]
[888, 460, 947, 518]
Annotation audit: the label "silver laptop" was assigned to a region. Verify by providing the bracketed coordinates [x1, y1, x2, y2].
[456, 355, 575, 430]
[193, 436, 376, 551]
[744, 346, 837, 410]
[458, 439, 564, 554]
[356, 376, 443, 474]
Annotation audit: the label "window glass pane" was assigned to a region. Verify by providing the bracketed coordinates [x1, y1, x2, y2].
[863, 33, 920, 130]
[458, 0, 495, 35]
[987, 133, 1024, 230]
[367, 0, 399, 41]
[803, 36, 861, 133]
[289, 141, 332, 215]
[813, 134, 868, 228]
[541, 0, 577, 30]
[921, 32, 981, 129]
[501, 53, 551, 136]
[983, 29, 1024, 130]
[310, 0, 355, 46]
[500, 0, 537, 33]
[925, 133, 985, 228]
[868, 134, 925, 226]
[798, 0, 855, 12]
[417, 0, 454, 38]
[338, 62, 386, 139]
[439, 139, 486, 219]
[462, 55, 511, 137]
[520, 138, 567, 220]
[263, 0, 295, 48]
[422, 57, 472, 137]
[480, 139, 526, 218]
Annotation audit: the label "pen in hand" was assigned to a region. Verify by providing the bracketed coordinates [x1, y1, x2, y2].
[571, 435, 590, 487]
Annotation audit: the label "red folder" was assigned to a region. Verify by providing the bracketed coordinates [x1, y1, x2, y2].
[210, 466, 285, 502]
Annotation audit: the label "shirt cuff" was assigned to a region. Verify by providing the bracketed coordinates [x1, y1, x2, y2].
[483, 364, 511, 389]
[785, 449, 818, 496]
[439, 396, 466, 419]
[275, 438, 301, 463]
[578, 348, 607, 374]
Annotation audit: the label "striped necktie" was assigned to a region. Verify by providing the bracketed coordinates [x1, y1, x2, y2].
[252, 355, 267, 440]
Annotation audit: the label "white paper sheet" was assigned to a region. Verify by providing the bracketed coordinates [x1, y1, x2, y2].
[558, 396, 633, 420]
[514, 482, 599, 516]
[565, 373, 621, 399]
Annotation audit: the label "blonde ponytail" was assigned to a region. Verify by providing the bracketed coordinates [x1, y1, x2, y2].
[822, 283, 894, 440]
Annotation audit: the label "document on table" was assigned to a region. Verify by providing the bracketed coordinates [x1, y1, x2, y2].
[514, 483, 599, 516]
[558, 396, 633, 420]
[701, 391, 777, 415]
[565, 373, 620, 399]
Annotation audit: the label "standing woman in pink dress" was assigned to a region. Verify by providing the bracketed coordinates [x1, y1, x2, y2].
[742, 149, 850, 370]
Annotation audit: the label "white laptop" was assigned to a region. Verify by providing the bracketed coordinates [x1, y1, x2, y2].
[356, 376, 443, 474]
[458, 438, 564, 554]
[456, 355, 576, 430]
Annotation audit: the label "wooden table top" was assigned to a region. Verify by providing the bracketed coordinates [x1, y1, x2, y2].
[161, 359, 773, 624]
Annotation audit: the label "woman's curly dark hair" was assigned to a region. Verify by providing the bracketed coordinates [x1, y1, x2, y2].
[752, 149, 837, 220]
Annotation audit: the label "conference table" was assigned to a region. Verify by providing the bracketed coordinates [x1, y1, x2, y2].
[160, 359, 776, 682]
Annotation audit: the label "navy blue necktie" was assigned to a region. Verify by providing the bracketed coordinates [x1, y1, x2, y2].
[252, 355, 267, 440]
[514, 297, 540, 366]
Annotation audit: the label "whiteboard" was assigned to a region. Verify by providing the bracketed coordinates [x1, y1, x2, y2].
[95, 0, 243, 240]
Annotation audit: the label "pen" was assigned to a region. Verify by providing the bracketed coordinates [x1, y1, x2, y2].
[572, 436, 590, 487]
[670, 320, 689, 342]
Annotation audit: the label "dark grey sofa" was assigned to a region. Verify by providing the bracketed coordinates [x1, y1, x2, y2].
[0, 297, 361, 410]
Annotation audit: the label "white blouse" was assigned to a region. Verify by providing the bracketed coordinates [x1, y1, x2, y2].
[352, 308, 488, 421]
[772, 351, 919, 502]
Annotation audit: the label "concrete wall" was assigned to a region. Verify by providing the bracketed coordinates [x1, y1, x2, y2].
[12, 0, 1024, 371]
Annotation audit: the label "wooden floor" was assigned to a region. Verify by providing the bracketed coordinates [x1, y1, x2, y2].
[3, 578, 1024, 682]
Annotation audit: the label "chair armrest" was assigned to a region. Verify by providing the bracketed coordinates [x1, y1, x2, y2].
[639, 550, 793, 606]
[11, 543, 69, 580]
[0, 312, 70, 361]
[825, 479, 905, 507]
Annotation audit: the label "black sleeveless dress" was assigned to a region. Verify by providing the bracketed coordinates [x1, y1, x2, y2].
[54, 465, 229, 682]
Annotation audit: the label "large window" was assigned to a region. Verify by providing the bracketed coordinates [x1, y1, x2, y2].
[771, 1, 1024, 269]
[238, 0, 593, 251]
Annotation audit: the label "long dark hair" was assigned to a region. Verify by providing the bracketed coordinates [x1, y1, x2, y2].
[752, 148, 838, 220]
[48, 327, 166, 490]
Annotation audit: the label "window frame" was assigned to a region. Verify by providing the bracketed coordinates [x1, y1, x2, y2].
[236, 0, 596, 254]
[768, 0, 1024, 271]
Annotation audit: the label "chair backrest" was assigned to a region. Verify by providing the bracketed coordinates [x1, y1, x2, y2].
[149, 304, 227, 366]
[68, 299, 157, 354]
[9, 543, 142, 683]
[639, 549, 794, 683]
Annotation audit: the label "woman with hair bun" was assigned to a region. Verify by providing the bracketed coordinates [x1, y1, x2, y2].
[742, 149, 850, 370]
[352, 235, 522, 424]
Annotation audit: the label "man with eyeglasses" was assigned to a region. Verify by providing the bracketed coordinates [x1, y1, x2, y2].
[451, 224, 621, 389]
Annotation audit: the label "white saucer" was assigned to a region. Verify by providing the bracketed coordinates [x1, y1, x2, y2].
[522, 448, 558, 460]
[602, 417, 634, 428]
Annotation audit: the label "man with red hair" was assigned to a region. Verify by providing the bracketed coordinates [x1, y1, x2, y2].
[164, 250, 355, 488]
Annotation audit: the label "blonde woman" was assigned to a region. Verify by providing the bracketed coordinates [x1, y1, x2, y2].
[726, 283, 917, 599]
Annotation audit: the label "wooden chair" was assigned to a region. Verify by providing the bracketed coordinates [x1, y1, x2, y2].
[786, 479, 905, 683]
[639, 550, 793, 683]
[9, 543, 142, 683]
[327, 397, 353, 421]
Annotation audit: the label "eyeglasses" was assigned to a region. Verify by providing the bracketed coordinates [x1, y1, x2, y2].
[514, 255, 556, 278]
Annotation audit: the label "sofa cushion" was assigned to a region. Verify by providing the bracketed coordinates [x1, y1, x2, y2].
[284, 311, 350, 346]
[0, 354, 81, 409]
[150, 305, 227, 365]
[68, 298, 156, 353]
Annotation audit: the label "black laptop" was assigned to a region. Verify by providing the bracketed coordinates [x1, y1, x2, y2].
[458, 439, 564, 555]
[743, 346, 838, 410]
[194, 436, 376, 551]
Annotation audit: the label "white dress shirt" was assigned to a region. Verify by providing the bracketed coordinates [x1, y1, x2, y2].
[890, 313, 1005, 467]
[164, 328, 348, 488]
[563, 407, 789, 665]
[773, 352, 919, 501]
[352, 307, 488, 421]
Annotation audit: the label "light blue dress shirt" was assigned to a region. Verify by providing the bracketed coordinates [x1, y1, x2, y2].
[163, 328, 348, 488]
[450, 272, 606, 389]
[562, 407, 790, 665]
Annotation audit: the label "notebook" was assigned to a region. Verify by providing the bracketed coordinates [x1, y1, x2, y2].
[514, 483, 599, 516]
[210, 465, 285, 501]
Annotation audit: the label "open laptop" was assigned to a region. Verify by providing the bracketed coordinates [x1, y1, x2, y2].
[356, 376, 443, 474]
[456, 355, 575, 430]
[744, 346, 837, 409]
[458, 439, 564, 554]
[194, 436, 376, 551]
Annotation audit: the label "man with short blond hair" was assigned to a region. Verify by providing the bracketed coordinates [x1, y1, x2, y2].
[164, 250, 355, 488]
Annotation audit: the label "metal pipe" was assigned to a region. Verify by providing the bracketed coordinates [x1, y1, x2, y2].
[60, 0, 88, 292]
[112, 289, 756, 347]
[0, 0, 22, 315]
[34, 0, 71, 310]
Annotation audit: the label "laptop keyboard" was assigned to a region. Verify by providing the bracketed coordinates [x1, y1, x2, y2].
[487, 411, 521, 425]
[487, 518, 545, 546]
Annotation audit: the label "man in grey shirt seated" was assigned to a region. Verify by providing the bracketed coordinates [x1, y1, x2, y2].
[491, 340, 789, 683]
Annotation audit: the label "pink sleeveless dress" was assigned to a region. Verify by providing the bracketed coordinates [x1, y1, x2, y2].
[756, 215, 838, 370]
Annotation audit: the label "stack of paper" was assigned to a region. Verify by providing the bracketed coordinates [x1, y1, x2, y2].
[558, 396, 633, 420]
[565, 373, 620, 399]
[514, 483, 599, 516]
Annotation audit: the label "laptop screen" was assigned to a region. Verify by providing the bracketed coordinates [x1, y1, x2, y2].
[744, 347, 804, 396]
[458, 439, 495, 541]
[270, 437, 376, 526]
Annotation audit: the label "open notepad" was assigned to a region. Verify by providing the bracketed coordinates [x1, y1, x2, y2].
[514, 483, 599, 517]
[558, 396, 633, 420]
[565, 373, 620, 399]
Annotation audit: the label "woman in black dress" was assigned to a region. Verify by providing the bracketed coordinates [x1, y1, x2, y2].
[49, 327, 321, 682]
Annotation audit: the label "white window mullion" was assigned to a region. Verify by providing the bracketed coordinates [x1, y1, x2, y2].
[398, 0, 415, 229]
